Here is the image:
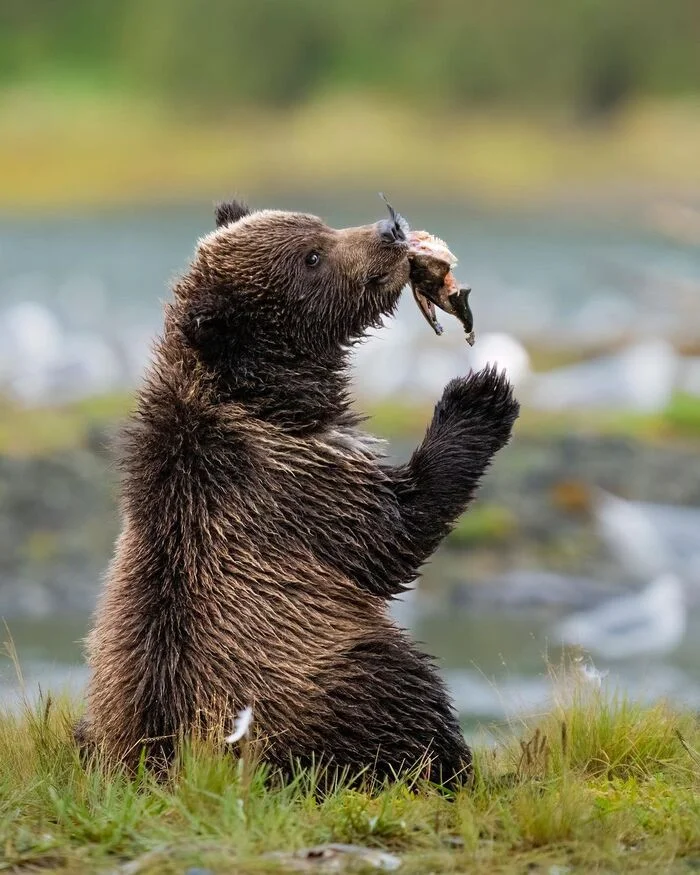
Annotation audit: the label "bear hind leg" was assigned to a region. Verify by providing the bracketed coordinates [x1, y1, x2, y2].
[309, 635, 471, 790]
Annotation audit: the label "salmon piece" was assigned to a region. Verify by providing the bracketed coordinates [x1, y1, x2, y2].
[407, 230, 475, 345]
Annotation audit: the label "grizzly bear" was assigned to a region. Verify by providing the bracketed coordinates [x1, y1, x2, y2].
[79, 200, 519, 787]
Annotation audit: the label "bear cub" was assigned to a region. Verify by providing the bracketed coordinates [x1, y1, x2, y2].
[79, 200, 519, 787]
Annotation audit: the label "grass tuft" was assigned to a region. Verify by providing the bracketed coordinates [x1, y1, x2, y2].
[0, 660, 699, 872]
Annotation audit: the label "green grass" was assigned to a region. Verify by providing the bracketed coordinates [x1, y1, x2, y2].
[2, 91, 700, 211]
[665, 393, 700, 439]
[1, 387, 699, 459]
[369, 393, 700, 445]
[449, 503, 519, 548]
[0, 392, 133, 456]
[1, 666, 699, 873]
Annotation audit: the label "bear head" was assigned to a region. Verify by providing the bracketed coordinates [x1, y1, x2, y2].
[177, 199, 409, 356]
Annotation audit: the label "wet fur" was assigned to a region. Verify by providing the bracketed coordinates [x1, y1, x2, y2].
[79, 201, 519, 786]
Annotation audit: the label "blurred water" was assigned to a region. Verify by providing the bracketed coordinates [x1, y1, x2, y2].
[3, 575, 700, 732]
[2, 198, 700, 403]
[2, 198, 700, 726]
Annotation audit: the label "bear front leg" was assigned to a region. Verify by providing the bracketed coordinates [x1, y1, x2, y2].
[388, 365, 519, 568]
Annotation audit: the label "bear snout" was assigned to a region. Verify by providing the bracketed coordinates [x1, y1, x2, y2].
[377, 216, 407, 244]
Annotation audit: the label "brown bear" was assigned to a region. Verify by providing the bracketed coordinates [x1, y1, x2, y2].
[79, 200, 519, 787]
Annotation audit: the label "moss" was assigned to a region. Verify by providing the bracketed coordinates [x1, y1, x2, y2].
[365, 392, 700, 446]
[664, 392, 700, 438]
[448, 504, 519, 547]
[0, 392, 133, 457]
[364, 400, 430, 441]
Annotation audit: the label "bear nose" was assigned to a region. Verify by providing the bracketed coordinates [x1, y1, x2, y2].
[378, 218, 406, 244]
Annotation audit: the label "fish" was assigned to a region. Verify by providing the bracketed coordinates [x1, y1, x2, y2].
[379, 196, 475, 344]
[407, 230, 474, 344]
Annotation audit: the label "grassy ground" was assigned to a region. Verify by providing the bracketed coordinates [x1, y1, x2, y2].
[1, 390, 700, 458]
[1, 90, 700, 212]
[1, 665, 699, 874]
[369, 392, 700, 446]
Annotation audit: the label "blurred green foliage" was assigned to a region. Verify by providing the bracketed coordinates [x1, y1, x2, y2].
[1, 389, 699, 457]
[449, 503, 518, 547]
[2, 0, 700, 116]
[664, 392, 700, 438]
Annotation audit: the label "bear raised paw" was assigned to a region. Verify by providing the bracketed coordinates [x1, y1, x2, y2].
[79, 200, 519, 788]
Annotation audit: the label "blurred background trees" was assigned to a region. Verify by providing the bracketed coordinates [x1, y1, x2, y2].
[2, 0, 699, 119]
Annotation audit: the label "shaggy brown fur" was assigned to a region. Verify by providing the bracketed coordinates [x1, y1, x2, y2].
[79, 201, 519, 787]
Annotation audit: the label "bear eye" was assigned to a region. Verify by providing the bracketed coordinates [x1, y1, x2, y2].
[305, 251, 321, 268]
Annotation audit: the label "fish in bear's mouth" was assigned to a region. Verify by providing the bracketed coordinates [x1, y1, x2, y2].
[380, 195, 475, 345]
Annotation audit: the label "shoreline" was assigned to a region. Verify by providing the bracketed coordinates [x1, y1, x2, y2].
[0, 407, 698, 619]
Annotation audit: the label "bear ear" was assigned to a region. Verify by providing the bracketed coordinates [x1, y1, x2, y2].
[181, 297, 230, 353]
[215, 199, 251, 228]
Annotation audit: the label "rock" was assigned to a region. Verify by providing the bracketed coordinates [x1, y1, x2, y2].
[468, 332, 531, 387]
[113, 844, 226, 875]
[594, 490, 700, 585]
[0, 300, 128, 404]
[264, 844, 402, 872]
[455, 570, 626, 610]
[678, 357, 700, 397]
[0, 448, 118, 618]
[555, 573, 687, 660]
[1, 427, 700, 619]
[529, 340, 677, 413]
[0, 301, 65, 403]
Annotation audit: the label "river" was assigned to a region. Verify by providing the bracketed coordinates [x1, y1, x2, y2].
[1, 197, 700, 731]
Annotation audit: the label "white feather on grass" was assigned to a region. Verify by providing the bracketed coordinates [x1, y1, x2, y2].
[574, 656, 609, 688]
[225, 706, 253, 744]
